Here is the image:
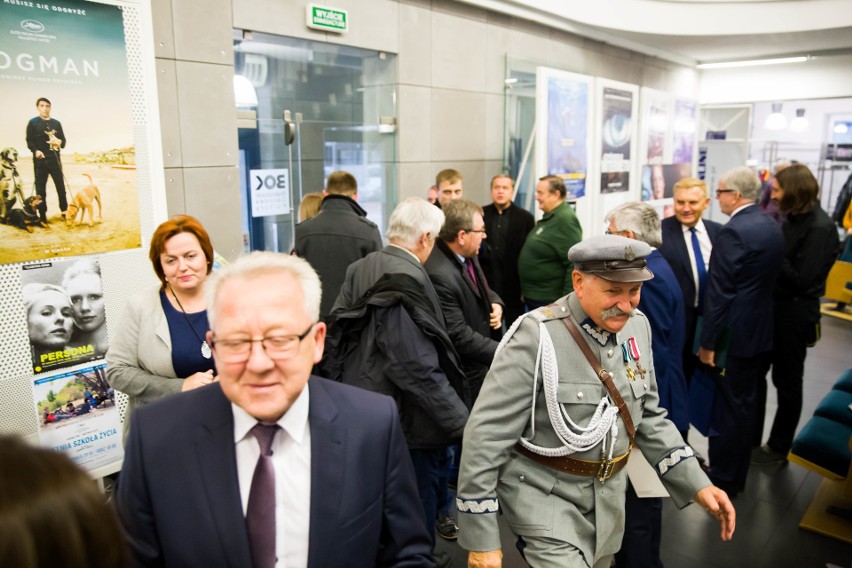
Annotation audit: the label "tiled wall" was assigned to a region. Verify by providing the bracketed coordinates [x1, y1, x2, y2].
[155, 0, 699, 258]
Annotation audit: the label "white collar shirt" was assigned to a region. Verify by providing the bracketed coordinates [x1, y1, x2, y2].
[680, 218, 713, 307]
[233, 386, 311, 568]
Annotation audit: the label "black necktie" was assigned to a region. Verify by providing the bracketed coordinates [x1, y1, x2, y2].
[246, 423, 280, 568]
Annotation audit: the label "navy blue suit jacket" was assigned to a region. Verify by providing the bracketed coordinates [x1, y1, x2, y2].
[658, 215, 722, 316]
[700, 205, 785, 358]
[639, 250, 689, 431]
[116, 377, 433, 568]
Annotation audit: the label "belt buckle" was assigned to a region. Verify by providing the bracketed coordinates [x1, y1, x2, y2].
[597, 457, 614, 482]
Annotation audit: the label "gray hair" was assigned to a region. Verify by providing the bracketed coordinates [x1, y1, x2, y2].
[386, 197, 445, 250]
[605, 202, 662, 248]
[439, 199, 483, 242]
[61, 259, 101, 289]
[204, 252, 321, 328]
[720, 167, 761, 202]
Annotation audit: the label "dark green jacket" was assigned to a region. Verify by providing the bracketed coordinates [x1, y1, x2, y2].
[517, 201, 582, 302]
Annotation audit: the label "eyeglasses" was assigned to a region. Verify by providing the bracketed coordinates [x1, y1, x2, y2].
[211, 324, 315, 362]
[464, 228, 487, 234]
[715, 189, 736, 197]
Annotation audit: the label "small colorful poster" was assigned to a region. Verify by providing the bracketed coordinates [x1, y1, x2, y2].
[0, 0, 141, 264]
[34, 363, 122, 471]
[543, 70, 590, 199]
[641, 163, 693, 202]
[600, 87, 633, 194]
[20, 258, 107, 374]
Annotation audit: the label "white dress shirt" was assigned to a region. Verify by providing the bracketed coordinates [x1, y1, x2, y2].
[681, 219, 713, 307]
[233, 388, 311, 568]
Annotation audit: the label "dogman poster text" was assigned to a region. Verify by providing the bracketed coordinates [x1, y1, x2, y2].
[0, 0, 142, 264]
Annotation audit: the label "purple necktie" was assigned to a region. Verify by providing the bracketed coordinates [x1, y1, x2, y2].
[465, 258, 478, 288]
[247, 423, 280, 568]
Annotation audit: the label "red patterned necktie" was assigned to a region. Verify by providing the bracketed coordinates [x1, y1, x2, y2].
[246, 423, 280, 568]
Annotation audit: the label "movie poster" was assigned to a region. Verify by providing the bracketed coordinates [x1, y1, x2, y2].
[641, 163, 692, 202]
[20, 258, 107, 374]
[544, 71, 590, 199]
[673, 99, 697, 164]
[34, 363, 123, 471]
[0, 0, 141, 264]
[600, 87, 633, 194]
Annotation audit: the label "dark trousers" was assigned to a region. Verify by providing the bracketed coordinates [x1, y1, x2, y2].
[754, 303, 818, 452]
[409, 448, 442, 546]
[34, 154, 67, 221]
[615, 484, 663, 568]
[708, 352, 771, 494]
[436, 446, 455, 516]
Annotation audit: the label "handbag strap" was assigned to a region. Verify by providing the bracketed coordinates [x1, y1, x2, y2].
[559, 315, 636, 444]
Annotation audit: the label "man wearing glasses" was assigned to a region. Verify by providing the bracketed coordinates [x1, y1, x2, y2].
[697, 167, 784, 497]
[116, 253, 433, 567]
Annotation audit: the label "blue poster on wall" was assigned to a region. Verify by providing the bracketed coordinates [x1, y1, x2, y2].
[546, 75, 589, 199]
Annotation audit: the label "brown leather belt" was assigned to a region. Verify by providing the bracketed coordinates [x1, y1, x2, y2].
[515, 442, 630, 481]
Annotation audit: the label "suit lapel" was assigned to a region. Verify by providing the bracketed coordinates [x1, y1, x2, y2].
[306, 379, 345, 568]
[193, 387, 253, 568]
[668, 221, 692, 276]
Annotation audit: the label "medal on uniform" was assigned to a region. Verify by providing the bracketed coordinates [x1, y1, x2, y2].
[621, 343, 636, 381]
[626, 337, 647, 381]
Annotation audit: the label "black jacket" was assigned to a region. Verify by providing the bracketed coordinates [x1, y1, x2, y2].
[774, 204, 839, 320]
[322, 273, 469, 449]
[295, 194, 383, 319]
[425, 240, 500, 404]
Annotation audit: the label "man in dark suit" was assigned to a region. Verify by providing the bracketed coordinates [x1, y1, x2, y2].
[606, 202, 689, 568]
[479, 174, 535, 331]
[424, 199, 503, 542]
[426, 199, 502, 407]
[698, 167, 785, 497]
[659, 177, 722, 383]
[115, 252, 432, 568]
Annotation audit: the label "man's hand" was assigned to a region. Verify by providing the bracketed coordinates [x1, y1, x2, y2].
[182, 370, 215, 391]
[490, 303, 503, 329]
[468, 550, 502, 568]
[698, 347, 715, 367]
[35, 150, 44, 159]
[694, 485, 736, 541]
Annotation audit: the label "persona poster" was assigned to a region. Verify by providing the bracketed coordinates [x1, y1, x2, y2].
[600, 87, 633, 194]
[33, 363, 123, 471]
[0, 0, 141, 264]
[21, 258, 107, 374]
[541, 69, 590, 199]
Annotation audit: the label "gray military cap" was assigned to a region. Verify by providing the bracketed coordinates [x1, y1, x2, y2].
[568, 234, 654, 283]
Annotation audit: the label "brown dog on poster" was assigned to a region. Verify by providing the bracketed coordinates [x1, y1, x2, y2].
[66, 173, 102, 227]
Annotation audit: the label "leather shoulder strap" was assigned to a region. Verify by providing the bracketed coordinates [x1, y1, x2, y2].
[559, 315, 636, 444]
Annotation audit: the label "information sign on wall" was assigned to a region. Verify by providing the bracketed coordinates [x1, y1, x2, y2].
[306, 4, 348, 33]
[249, 168, 291, 217]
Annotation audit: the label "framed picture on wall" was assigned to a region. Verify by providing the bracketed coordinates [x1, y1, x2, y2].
[597, 80, 638, 196]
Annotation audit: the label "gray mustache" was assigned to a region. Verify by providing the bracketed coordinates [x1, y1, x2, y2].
[601, 307, 636, 320]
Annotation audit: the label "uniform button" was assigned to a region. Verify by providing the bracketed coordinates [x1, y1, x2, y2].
[561, 307, 566, 312]
[577, 392, 584, 399]
[643, 383, 648, 389]
[607, 349, 614, 358]
[519, 475, 525, 482]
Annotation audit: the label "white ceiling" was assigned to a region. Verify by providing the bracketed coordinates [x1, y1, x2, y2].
[462, 0, 852, 65]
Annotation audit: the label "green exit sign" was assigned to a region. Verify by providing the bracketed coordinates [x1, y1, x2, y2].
[307, 4, 348, 33]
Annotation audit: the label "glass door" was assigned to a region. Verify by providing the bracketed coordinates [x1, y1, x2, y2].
[234, 31, 398, 253]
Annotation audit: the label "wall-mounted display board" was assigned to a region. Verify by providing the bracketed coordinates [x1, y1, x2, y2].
[639, 88, 698, 219]
[594, 79, 640, 232]
[0, 0, 166, 479]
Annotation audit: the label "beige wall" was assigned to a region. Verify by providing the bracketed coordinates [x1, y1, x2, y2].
[154, 0, 699, 258]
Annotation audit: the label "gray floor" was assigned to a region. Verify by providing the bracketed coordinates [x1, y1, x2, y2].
[436, 314, 852, 568]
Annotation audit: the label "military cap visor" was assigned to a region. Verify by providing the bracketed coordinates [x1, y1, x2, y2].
[568, 234, 655, 283]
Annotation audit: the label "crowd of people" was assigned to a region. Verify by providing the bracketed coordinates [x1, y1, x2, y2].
[3, 161, 843, 568]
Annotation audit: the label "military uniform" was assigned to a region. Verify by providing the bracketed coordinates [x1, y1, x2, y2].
[457, 292, 710, 567]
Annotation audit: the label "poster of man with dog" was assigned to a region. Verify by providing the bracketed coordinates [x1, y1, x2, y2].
[21, 258, 108, 374]
[33, 362, 123, 471]
[0, 0, 141, 264]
